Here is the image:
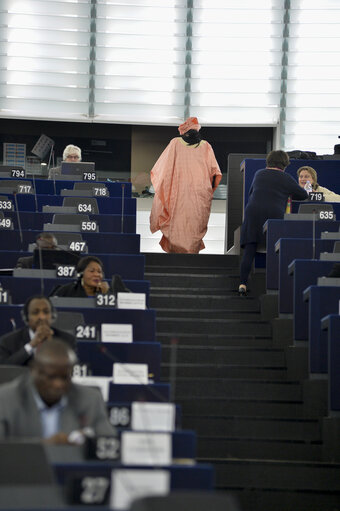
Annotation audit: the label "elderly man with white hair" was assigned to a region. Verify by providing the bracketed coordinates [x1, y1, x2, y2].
[48, 144, 82, 179]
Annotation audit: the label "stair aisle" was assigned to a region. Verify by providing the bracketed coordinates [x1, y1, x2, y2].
[145, 252, 340, 511]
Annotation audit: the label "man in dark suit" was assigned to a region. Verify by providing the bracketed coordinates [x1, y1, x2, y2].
[0, 339, 116, 442]
[15, 232, 58, 269]
[328, 263, 340, 278]
[0, 295, 75, 365]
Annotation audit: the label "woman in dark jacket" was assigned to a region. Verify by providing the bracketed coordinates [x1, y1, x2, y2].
[50, 256, 128, 297]
[239, 150, 308, 295]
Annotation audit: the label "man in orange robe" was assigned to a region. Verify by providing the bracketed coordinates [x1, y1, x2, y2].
[150, 117, 222, 253]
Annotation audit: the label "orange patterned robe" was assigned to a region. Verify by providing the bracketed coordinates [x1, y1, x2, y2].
[150, 137, 222, 253]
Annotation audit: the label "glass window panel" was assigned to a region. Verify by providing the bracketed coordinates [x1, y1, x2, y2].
[0, 55, 89, 73]
[0, 97, 87, 115]
[95, 103, 184, 124]
[285, 108, 340, 122]
[96, 47, 185, 64]
[96, 75, 185, 92]
[191, 65, 282, 80]
[95, 90, 184, 105]
[1, 70, 89, 88]
[282, 2, 340, 152]
[193, 106, 279, 125]
[0, 83, 88, 101]
[283, 134, 336, 154]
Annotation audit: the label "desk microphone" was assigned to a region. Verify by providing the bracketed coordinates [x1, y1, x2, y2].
[13, 192, 24, 249]
[121, 183, 125, 234]
[37, 243, 45, 295]
[96, 344, 168, 403]
[169, 338, 178, 403]
[32, 172, 38, 212]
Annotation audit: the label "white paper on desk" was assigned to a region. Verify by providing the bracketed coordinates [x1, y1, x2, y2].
[111, 469, 169, 510]
[72, 376, 111, 401]
[121, 431, 171, 466]
[113, 363, 148, 385]
[131, 402, 175, 432]
[117, 292, 146, 309]
[101, 323, 133, 343]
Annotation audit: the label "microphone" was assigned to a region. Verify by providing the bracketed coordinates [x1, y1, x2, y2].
[169, 338, 178, 403]
[120, 183, 125, 234]
[37, 242, 45, 295]
[96, 344, 168, 403]
[10, 318, 16, 330]
[31, 172, 38, 212]
[13, 192, 24, 249]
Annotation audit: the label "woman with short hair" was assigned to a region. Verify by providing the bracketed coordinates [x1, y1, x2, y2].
[239, 150, 308, 296]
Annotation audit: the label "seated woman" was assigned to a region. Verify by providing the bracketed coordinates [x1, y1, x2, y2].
[297, 166, 340, 202]
[50, 256, 128, 297]
[48, 144, 81, 179]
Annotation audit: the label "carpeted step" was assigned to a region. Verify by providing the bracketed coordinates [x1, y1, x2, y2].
[182, 415, 321, 441]
[222, 488, 340, 511]
[197, 437, 322, 462]
[156, 317, 272, 336]
[156, 309, 262, 319]
[173, 377, 301, 401]
[176, 397, 310, 419]
[161, 346, 286, 365]
[156, 333, 273, 348]
[150, 293, 260, 310]
[161, 364, 287, 380]
[208, 458, 340, 492]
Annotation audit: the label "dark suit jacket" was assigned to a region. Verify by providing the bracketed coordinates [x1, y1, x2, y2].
[328, 263, 340, 278]
[0, 374, 116, 438]
[0, 327, 76, 366]
[15, 256, 34, 269]
[241, 168, 308, 247]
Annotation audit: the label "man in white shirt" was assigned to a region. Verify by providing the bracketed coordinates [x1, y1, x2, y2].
[0, 295, 75, 366]
[0, 339, 116, 442]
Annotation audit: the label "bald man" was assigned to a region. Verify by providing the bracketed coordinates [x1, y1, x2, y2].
[0, 339, 116, 442]
[15, 232, 59, 269]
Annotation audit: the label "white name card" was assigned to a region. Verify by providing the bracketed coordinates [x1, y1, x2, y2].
[131, 402, 176, 432]
[101, 323, 133, 343]
[117, 292, 146, 310]
[113, 363, 148, 385]
[111, 469, 170, 510]
[121, 431, 172, 466]
[72, 376, 111, 401]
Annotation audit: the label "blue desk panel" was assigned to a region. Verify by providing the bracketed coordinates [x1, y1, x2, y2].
[77, 341, 161, 382]
[290, 201, 340, 219]
[0, 305, 156, 342]
[277, 239, 337, 314]
[303, 286, 340, 375]
[242, 159, 340, 210]
[5, 211, 136, 234]
[290, 260, 337, 341]
[0, 277, 149, 307]
[0, 230, 140, 254]
[0, 251, 145, 280]
[265, 219, 340, 290]
[0, 193, 136, 215]
[54, 463, 213, 490]
[109, 383, 170, 403]
[0, 176, 132, 197]
[322, 314, 340, 413]
[106, 402, 182, 430]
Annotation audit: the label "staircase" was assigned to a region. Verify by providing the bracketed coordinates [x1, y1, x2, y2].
[145, 253, 340, 511]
